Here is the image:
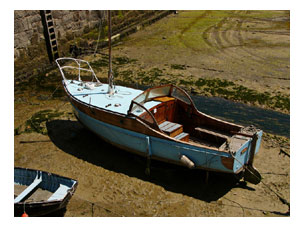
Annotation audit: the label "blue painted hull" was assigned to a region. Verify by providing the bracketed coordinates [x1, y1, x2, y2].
[72, 103, 262, 174]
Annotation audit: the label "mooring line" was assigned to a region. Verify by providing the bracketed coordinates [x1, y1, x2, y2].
[222, 196, 245, 216]
[260, 172, 288, 176]
[215, 197, 289, 216]
[231, 153, 290, 212]
[72, 195, 123, 217]
[50, 83, 62, 99]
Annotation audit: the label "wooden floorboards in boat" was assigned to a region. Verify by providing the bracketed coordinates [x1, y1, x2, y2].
[188, 136, 221, 149]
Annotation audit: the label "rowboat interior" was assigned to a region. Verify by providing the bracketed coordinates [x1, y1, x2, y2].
[14, 168, 77, 204]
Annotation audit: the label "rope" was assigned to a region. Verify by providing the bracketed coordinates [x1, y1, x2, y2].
[72, 192, 289, 216]
[94, 18, 103, 56]
[50, 83, 62, 98]
[230, 152, 290, 210]
[72, 195, 123, 217]
[222, 196, 245, 216]
[214, 197, 289, 216]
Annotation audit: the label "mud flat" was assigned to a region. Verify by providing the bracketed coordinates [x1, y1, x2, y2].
[14, 108, 290, 216]
[14, 10, 289, 217]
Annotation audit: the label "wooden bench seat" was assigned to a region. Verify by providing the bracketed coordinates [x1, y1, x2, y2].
[174, 132, 189, 142]
[48, 184, 70, 201]
[159, 121, 189, 142]
[159, 121, 183, 137]
[195, 127, 231, 140]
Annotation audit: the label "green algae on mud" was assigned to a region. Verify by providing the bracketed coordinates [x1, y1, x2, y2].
[191, 77, 289, 111]
[94, 56, 289, 112]
[118, 10, 289, 114]
[114, 64, 289, 112]
[14, 52, 289, 117]
[171, 64, 187, 70]
[15, 68, 66, 99]
[15, 109, 65, 136]
[90, 54, 137, 68]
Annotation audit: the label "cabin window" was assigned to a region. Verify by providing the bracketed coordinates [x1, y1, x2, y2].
[129, 102, 157, 126]
[129, 102, 143, 114]
[133, 93, 146, 105]
[171, 87, 191, 105]
[132, 86, 171, 105]
[147, 86, 171, 100]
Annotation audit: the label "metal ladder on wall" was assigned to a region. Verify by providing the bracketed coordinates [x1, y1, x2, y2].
[40, 10, 59, 62]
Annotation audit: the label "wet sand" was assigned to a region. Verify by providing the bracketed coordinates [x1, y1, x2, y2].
[14, 10, 290, 217]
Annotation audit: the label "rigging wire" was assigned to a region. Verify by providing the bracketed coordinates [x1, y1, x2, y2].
[94, 17, 103, 57]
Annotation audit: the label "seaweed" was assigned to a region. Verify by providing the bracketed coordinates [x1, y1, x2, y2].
[149, 68, 163, 78]
[113, 56, 137, 65]
[192, 77, 289, 111]
[90, 55, 137, 70]
[179, 78, 193, 86]
[119, 70, 134, 83]
[23, 109, 64, 135]
[171, 64, 187, 70]
[90, 57, 109, 68]
[136, 68, 164, 85]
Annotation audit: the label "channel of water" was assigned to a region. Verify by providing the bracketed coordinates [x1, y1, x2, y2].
[191, 95, 290, 138]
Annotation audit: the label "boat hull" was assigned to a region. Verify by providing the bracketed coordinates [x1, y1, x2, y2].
[14, 167, 78, 217]
[72, 103, 262, 174]
[14, 194, 73, 217]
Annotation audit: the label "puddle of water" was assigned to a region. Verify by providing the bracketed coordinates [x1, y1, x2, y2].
[191, 95, 290, 138]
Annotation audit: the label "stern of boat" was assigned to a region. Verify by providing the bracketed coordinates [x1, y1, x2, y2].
[231, 130, 263, 184]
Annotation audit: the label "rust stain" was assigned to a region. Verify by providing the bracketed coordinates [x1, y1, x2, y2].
[221, 156, 234, 170]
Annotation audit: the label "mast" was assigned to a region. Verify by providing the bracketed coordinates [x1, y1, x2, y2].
[108, 10, 114, 95]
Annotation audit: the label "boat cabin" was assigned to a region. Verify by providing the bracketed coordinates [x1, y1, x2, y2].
[128, 84, 243, 150]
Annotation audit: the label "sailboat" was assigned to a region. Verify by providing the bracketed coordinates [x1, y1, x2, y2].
[56, 11, 263, 184]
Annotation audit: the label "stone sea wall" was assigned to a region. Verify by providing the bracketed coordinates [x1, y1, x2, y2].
[14, 10, 171, 82]
[14, 10, 103, 59]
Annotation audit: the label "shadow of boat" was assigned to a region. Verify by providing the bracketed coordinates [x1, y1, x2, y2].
[46, 119, 255, 203]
